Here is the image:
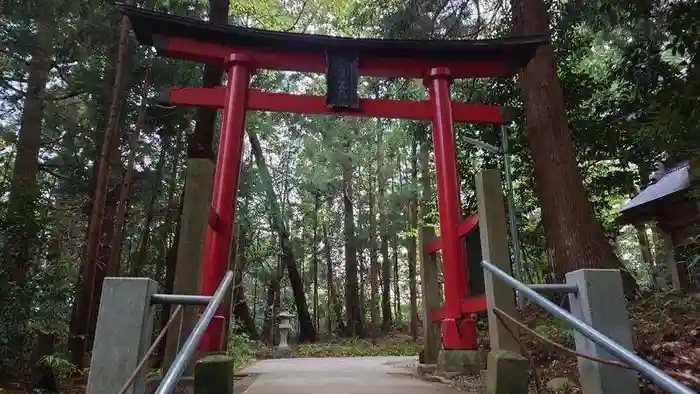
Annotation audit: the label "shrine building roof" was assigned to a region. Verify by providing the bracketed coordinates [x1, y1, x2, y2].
[620, 161, 691, 224]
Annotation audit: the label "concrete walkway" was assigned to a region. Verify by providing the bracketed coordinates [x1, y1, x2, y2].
[238, 356, 458, 394]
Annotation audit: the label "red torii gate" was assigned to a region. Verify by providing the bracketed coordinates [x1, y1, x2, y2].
[118, 3, 545, 352]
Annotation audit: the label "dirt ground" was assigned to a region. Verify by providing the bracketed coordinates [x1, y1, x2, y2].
[506, 293, 700, 393]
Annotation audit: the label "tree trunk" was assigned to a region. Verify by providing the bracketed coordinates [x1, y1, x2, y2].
[0, 2, 53, 370]
[392, 233, 401, 325]
[357, 166, 366, 323]
[132, 137, 168, 276]
[232, 272, 258, 339]
[188, 0, 227, 158]
[408, 137, 419, 341]
[156, 130, 185, 360]
[358, 245, 366, 323]
[252, 276, 258, 322]
[87, 195, 118, 350]
[511, 0, 637, 290]
[262, 278, 280, 344]
[323, 201, 345, 334]
[232, 228, 258, 338]
[29, 331, 57, 393]
[312, 192, 321, 331]
[635, 224, 658, 283]
[369, 161, 380, 338]
[156, 194, 183, 368]
[2, 2, 52, 284]
[631, 166, 659, 285]
[380, 235, 392, 331]
[342, 150, 363, 336]
[70, 1, 134, 365]
[106, 67, 151, 277]
[248, 130, 317, 342]
[393, 155, 402, 325]
[378, 137, 392, 331]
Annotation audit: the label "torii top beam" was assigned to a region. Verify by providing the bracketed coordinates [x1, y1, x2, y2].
[116, 3, 547, 80]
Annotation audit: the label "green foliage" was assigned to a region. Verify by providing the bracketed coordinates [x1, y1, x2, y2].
[293, 336, 422, 358]
[631, 291, 700, 329]
[534, 319, 575, 348]
[228, 332, 257, 372]
[38, 354, 87, 381]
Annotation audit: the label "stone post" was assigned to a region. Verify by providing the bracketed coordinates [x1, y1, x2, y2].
[475, 169, 529, 394]
[419, 227, 441, 366]
[274, 310, 294, 358]
[566, 269, 640, 394]
[87, 278, 158, 394]
[164, 158, 214, 374]
[659, 229, 682, 291]
[194, 354, 234, 394]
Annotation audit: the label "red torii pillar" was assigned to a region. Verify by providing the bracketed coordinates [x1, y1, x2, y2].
[425, 68, 476, 350]
[198, 54, 253, 350]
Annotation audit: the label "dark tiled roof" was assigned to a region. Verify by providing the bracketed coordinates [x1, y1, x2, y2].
[115, 3, 547, 65]
[620, 161, 690, 215]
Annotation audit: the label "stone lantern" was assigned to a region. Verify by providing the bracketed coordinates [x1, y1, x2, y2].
[274, 310, 294, 358]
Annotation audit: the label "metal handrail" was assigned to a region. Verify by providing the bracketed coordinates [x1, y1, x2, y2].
[155, 270, 235, 394]
[481, 260, 696, 394]
[528, 283, 578, 294]
[151, 294, 213, 305]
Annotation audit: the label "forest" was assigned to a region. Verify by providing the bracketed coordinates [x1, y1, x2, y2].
[1, 0, 699, 392]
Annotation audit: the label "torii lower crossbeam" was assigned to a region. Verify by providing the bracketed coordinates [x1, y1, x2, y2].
[161, 87, 510, 123]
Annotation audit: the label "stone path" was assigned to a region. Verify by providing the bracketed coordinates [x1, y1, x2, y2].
[237, 356, 460, 394]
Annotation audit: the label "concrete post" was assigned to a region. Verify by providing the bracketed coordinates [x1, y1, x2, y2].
[566, 269, 640, 394]
[475, 169, 529, 394]
[164, 158, 214, 374]
[87, 277, 158, 394]
[419, 227, 441, 366]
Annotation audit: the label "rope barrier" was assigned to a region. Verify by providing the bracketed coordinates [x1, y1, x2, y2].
[117, 305, 184, 394]
[491, 306, 700, 386]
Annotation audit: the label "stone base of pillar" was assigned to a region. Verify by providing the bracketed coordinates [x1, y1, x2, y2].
[436, 349, 486, 376]
[273, 347, 293, 359]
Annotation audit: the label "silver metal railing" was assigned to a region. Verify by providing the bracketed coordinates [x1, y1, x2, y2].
[155, 270, 234, 394]
[151, 293, 213, 306]
[481, 260, 696, 394]
[527, 283, 578, 294]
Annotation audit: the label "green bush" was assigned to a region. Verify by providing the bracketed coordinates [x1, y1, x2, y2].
[38, 354, 87, 382]
[534, 318, 575, 347]
[293, 336, 421, 358]
[228, 332, 256, 371]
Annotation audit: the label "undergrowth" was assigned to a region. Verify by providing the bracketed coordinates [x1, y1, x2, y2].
[292, 335, 422, 358]
[228, 332, 257, 372]
[243, 333, 422, 361]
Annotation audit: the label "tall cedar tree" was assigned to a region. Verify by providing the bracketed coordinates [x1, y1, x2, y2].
[512, 0, 637, 291]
